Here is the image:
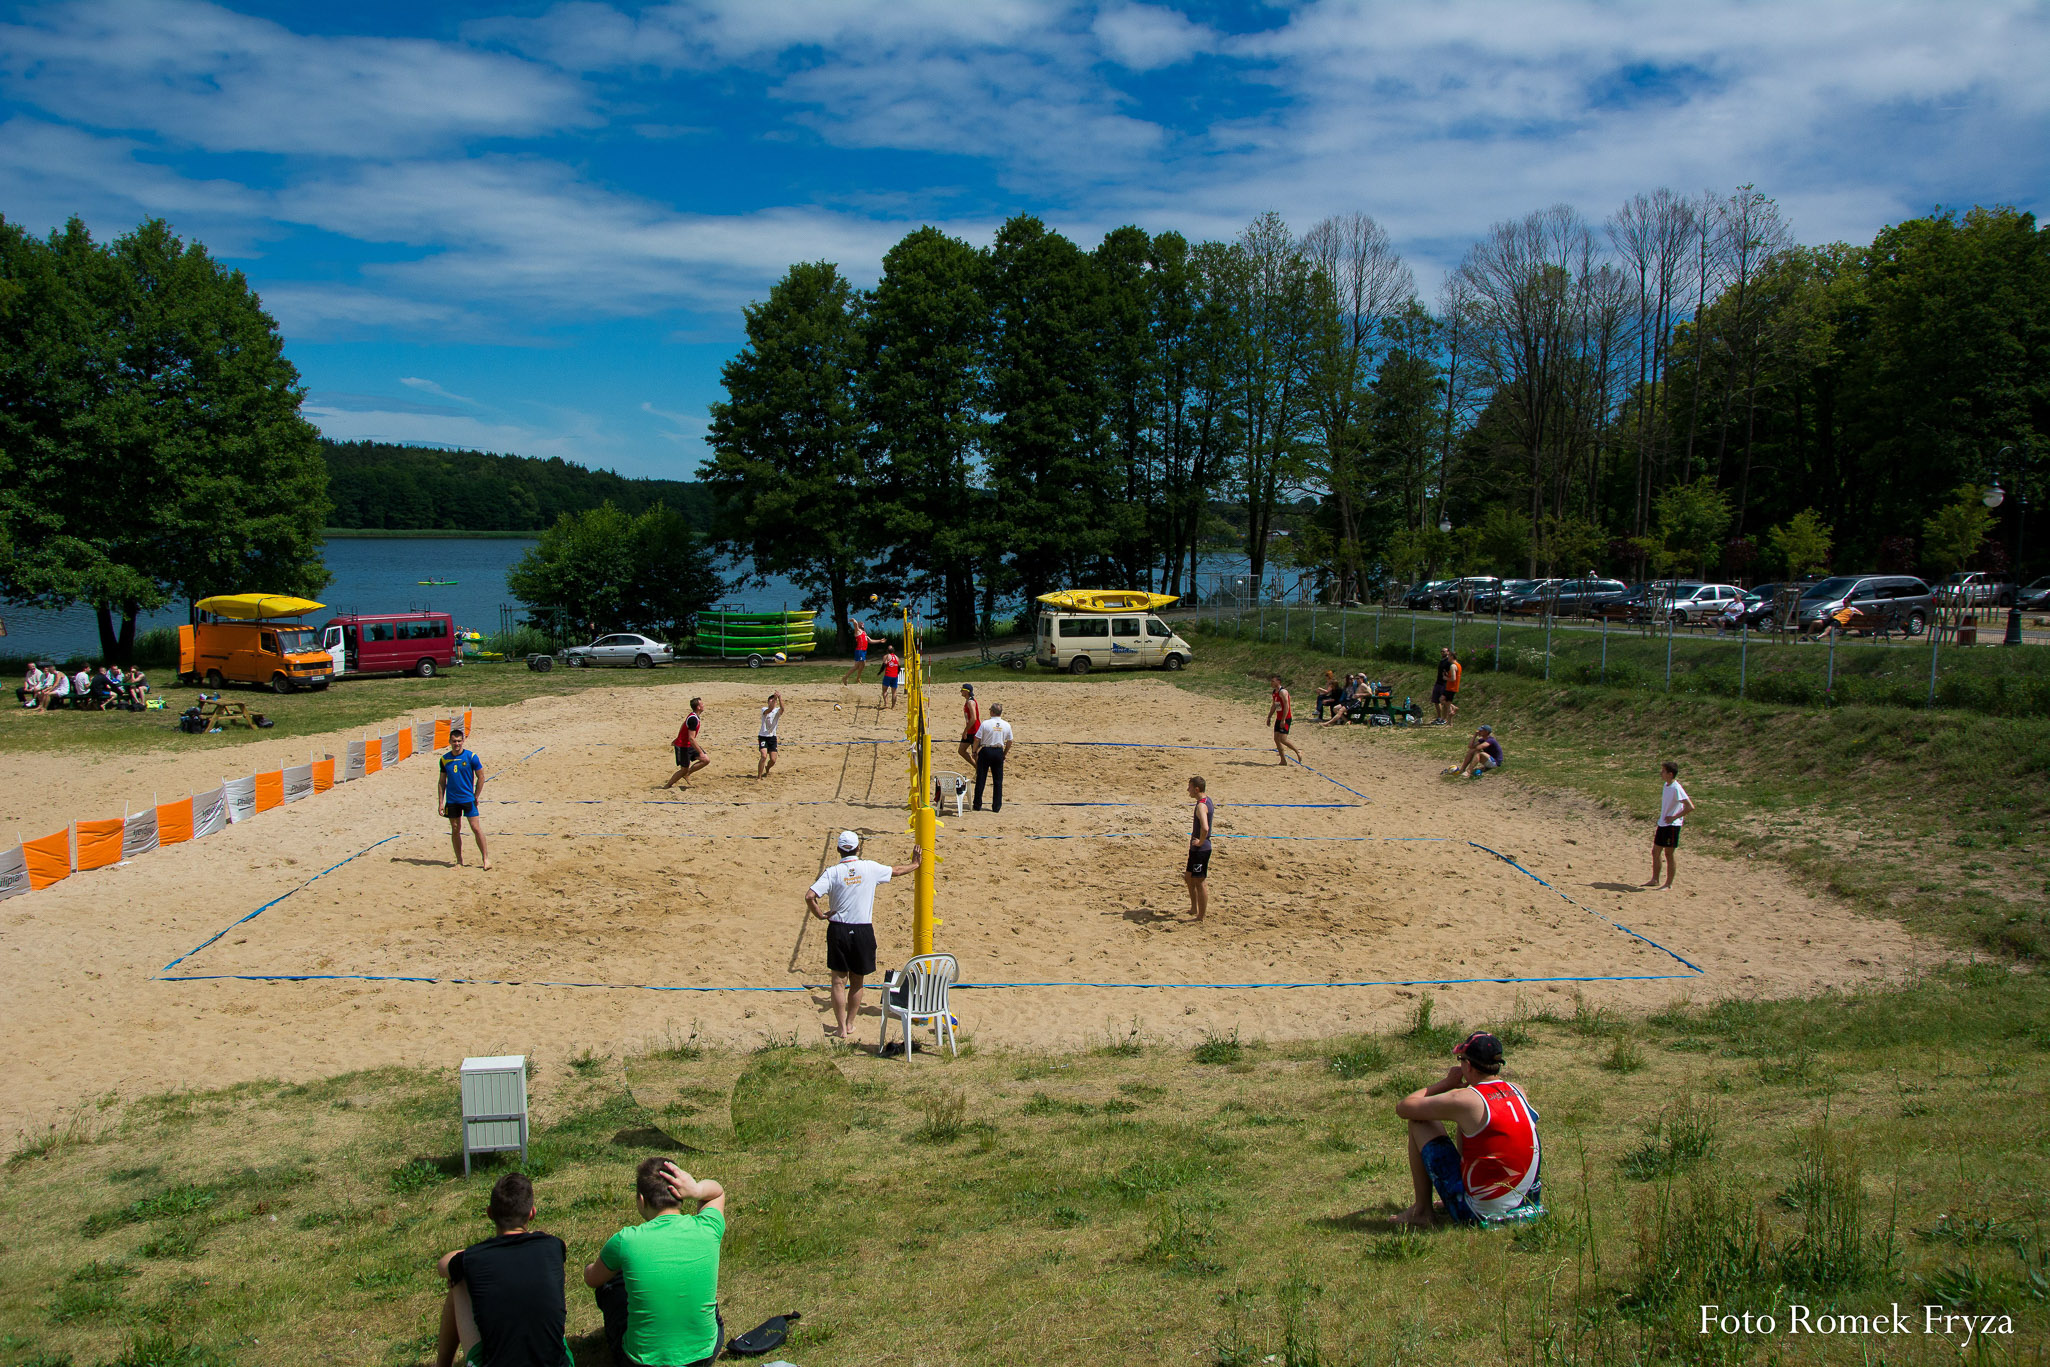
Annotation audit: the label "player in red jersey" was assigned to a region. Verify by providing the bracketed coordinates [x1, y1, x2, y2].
[956, 683, 981, 768]
[1390, 1031, 1542, 1227]
[1266, 674, 1302, 767]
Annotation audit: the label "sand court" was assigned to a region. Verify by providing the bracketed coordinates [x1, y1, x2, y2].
[0, 677, 1936, 1131]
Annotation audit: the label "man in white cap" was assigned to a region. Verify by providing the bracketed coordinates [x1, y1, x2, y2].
[806, 833, 922, 1042]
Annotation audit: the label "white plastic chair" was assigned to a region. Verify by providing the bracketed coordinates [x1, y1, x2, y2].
[932, 771, 969, 817]
[877, 954, 959, 1060]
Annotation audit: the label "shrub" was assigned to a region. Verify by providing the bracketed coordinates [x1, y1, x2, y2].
[1621, 1098, 1719, 1181]
[1190, 1028, 1243, 1066]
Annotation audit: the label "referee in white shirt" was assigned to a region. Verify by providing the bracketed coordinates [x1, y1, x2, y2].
[972, 703, 1012, 813]
[806, 831, 922, 1041]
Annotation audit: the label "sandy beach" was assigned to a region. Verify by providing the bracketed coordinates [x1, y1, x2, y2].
[0, 676, 1934, 1135]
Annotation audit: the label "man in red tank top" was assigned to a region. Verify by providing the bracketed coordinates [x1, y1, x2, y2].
[956, 684, 981, 767]
[1266, 674, 1302, 767]
[1390, 1031, 1542, 1227]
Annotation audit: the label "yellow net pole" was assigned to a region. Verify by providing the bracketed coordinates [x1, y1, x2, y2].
[903, 605, 939, 954]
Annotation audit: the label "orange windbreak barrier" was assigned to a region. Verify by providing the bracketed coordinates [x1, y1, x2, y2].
[463, 709, 473, 735]
[158, 797, 195, 845]
[364, 741, 383, 776]
[24, 829, 71, 889]
[433, 720, 450, 749]
[312, 757, 335, 793]
[74, 819, 125, 871]
[254, 770, 284, 813]
[397, 728, 413, 761]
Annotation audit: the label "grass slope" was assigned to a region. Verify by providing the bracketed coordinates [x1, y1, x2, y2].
[2, 973, 2044, 1367]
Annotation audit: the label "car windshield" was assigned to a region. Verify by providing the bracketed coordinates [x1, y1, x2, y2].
[275, 628, 319, 653]
[1942, 573, 1977, 585]
[1502, 580, 1536, 593]
[1803, 577, 1861, 599]
[2028, 577, 2050, 591]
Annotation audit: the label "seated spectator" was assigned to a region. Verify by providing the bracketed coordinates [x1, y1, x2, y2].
[19, 663, 46, 708]
[435, 1172, 569, 1367]
[43, 667, 72, 712]
[90, 667, 119, 711]
[1390, 1031, 1543, 1228]
[126, 668, 151, 705]
[585, 1158, 726, 1367]
[1314, 669, 1342, 721]
[1445, 724, 1503, 778]
[1321, 674, 1364, 727]
[71, 667, 91, 708]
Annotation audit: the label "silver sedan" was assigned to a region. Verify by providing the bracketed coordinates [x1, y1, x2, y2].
[564, 633, 674, 668]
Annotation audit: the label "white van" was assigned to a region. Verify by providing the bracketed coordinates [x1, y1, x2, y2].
[1035, 611, 1193, 674]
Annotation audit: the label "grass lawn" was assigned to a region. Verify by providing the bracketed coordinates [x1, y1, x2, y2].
[3, 972, 2045, 1367]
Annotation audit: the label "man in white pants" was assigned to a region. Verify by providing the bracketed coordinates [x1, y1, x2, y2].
[806, 832, 921, 1042]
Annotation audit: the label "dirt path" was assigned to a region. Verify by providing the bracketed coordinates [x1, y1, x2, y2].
[0, 677, 1935, 1136]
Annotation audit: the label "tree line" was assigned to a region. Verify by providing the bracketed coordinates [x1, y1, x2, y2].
[704, 198, 2046, 640]
[325, 441, 714, 534]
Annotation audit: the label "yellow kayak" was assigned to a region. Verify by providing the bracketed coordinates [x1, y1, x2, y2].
[196, 593, 327, 620]
[1035, 590, 1180, 614]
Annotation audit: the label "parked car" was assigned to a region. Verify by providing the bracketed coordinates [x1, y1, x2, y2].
[1472, 579, 1540, 612]
[563, 633, 675, 668]
[1401, 580, 1450, 609]
[1553, 578, 1628, 616]
[1503, 579, 1566, 615]
[2019, 576, 2050, 612]
[1939, 571, 2016, 608]
[1794, 575, 1935, 635]
[1661, 583, 1747, 625]
[1432, 577, 1502, 611]
[1730, 581, 1815, 629]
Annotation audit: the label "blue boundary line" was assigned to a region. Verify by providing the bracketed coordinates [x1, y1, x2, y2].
[1287, 755, 1374, 803]
[1465, 839, 1705, 975]
[159, 834, 404, 973]
[157, 833, 1702, 992]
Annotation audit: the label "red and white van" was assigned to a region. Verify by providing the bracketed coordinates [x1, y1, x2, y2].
[321, 612, 461, 679]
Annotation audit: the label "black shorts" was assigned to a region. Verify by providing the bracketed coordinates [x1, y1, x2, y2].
[1654, 825, 1680, 848]
[675, 744, 702, 767]
[1432, 683, 1453, 703]
[1273, 717, 1291, 735]
[825, 922, 877, 976]
[1186, 848, 1211, 878]
[757, 735, 777, 752]
[443, 801, 478, 819]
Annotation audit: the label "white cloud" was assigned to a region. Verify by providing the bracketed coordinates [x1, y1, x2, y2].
[400, 377, 482, 406]
[1092, 3, 1214, 70]
[0, 0, 595, 156]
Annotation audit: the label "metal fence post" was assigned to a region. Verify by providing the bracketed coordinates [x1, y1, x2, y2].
[1410, 609, 1417, 653]
[1927, 621, 1940, 707]
[1665, 612, 1675, 692]
[1600, 612, 1609, 682]
[1739, 620, 1748, 699]
[1260, 599, 1266, 642]
[1545, 611, 1553, 681]
[1495, 602, 1503, 670]
[1284, 599, 1290, 646]
[1340, 609, 1347, 657]
[1450, 607, 1458, 656]
[1826, 625, 1837, 697]
[1375, 605, 1382, 649]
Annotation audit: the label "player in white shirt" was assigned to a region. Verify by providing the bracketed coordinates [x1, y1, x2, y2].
[756, 692, 783, 779]
[972, 704, 1013, 813]
[806, 831, 922, 1042]
[1645, 760, 1695, 890]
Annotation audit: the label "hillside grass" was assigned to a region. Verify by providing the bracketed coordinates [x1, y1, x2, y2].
[2, 969, 2044, 1367]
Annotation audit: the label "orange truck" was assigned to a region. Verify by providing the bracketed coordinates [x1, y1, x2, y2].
[178, 594, 335, 693]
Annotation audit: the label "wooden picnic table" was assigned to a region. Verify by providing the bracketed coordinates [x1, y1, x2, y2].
[198, 698, 257, 729]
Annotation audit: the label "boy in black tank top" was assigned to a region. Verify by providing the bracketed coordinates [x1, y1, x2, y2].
[1184, 776, 1214, 922]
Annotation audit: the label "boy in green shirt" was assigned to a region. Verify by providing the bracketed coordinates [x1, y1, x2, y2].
[584, 1158, 726, 1367]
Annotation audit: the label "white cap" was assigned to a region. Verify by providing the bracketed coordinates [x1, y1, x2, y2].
[837, 830, 861, 852]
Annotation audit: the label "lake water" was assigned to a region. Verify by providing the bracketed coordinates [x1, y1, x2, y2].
[1, 538, 1264, 662]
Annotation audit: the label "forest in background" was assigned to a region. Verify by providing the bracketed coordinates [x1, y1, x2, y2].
[702, 194, 2046, 638]
[321, 441, 713, 533]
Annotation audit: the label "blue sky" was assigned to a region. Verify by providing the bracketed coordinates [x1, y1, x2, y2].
[3, 0, 2046, 479]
